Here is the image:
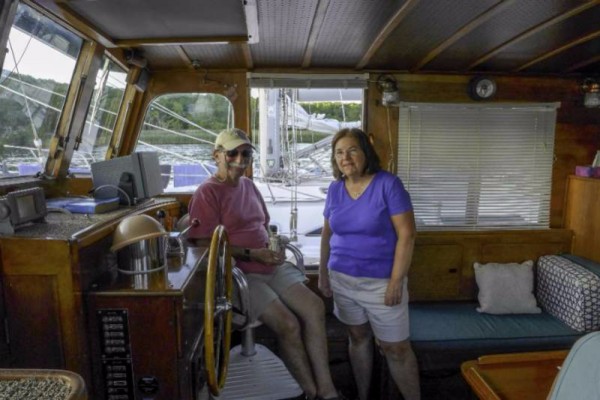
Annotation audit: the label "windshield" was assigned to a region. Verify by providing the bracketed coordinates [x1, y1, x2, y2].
[0, 3, 83, 177]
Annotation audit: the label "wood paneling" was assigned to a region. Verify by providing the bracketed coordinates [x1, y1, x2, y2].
[408, 229, 573, 301]
[3, 274, 64, 368]
[87, 295, 180, 398]
[409, 244, 462, 300]
[0, 273, 8, 367]
[85, 247, 207, 399]
[0, 239, 77, 370]
[564, 175, 600, 262]
[366, 73, 600, 228]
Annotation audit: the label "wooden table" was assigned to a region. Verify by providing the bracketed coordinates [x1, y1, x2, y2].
[461, 350, 568, 400]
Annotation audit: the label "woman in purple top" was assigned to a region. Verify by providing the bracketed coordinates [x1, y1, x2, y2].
[319, 128, 420, 400]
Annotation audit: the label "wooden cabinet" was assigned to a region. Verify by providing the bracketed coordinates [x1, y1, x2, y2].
[0, 198, 180, 387]
[86, 247, 207, 399]
[0, 275, 10, 367]
[2, 239, 74, 369]
[564, 175, 600, 262]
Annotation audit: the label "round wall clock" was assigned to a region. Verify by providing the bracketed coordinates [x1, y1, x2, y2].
[469, 76, 497, 100]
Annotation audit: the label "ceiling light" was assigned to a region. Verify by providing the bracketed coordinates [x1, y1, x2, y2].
[244, 0, 260, 44]
[376, 74, 400, 107]
[581, 78, 600, 108]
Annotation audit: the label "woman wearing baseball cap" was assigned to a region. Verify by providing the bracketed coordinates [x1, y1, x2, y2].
[188, 129, 344, 400]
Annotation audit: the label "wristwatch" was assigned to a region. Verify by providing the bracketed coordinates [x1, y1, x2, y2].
[240, 248, 251, 261]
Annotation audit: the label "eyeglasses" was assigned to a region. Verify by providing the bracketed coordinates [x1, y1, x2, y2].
[223, 149, 253, 158]
[334, 148, 360, 159]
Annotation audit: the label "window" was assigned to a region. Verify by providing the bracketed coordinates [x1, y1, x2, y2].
[0, 3, 83, 177]
[71, 55, 127, 174]
[248, 73, 367, 263]
[135, 93, 234, 190]
[250, 87, 363, 183]
[398, 102, 558, 230]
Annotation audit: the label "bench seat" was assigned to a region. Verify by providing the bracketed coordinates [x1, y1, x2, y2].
[410, 302, 583, 371]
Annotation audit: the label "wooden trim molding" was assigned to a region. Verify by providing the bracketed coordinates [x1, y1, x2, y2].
[301, 0, 331, 68]
[355, 0, 420, 69]
[412, 0, 517, 72]
[565, 54, 600, 73]
[516, 29, 600, 72]
[114, 36, 248, 47]
[467, 0, 599, 70]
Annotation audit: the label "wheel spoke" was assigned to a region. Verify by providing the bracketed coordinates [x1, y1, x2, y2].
[215, 322, 222, 373]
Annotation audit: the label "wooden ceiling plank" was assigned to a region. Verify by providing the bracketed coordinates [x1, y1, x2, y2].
[565, 54, 600, 73]
[114, 35, 248, 47]
[301, 0, 331, 68]
[467, 0, 600, 70]
[412, 0, 518, 72]
[241, 43, 254, 69]
[355, 0, 420, 70]
[175, 46, 195, 69]
[515, 29, 600, 72]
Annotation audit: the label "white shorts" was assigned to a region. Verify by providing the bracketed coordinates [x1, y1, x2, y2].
[244, 262, 307, 320]
[329, 269, 410, 342]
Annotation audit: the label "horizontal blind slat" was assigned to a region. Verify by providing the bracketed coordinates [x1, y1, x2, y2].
[398, 102, 557, 231]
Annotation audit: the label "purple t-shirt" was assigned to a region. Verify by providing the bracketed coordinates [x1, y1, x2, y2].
[323, 170, 413, 278]
[187, 176, 272, 274]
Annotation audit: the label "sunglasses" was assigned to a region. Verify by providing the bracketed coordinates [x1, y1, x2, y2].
[224, 149, 253, 158]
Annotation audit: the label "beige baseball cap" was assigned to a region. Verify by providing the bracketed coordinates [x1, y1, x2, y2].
[214, 128, 255, 150]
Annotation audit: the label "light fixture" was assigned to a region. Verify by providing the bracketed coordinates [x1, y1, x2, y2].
[244, 0, 260, 44]
[581, 78, 600, 108]
[111, 214, 168, 289]
[376, 74, 400, 106]
[125, 49, 147, 68]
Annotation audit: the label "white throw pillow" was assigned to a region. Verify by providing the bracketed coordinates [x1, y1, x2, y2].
[474, 260, 542, 314]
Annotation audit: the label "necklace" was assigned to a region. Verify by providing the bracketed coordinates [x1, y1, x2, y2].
[346, 180, 366, 199]
[350, 190, 363, 198]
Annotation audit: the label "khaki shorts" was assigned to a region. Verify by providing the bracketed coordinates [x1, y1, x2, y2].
[329, 269, 410, 342]
[245, 262, 307, 320]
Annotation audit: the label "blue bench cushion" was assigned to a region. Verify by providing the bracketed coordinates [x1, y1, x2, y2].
[410, 302, 580, 342]
[409, 302, 582, 371]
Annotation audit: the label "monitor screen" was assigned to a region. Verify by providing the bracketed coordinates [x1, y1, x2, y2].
[91, 152, 163, 204]
[16, 194, 36, 219]
[4, 187, 47, 226]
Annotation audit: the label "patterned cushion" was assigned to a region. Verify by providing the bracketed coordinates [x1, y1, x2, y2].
[537, 255, 600, 332]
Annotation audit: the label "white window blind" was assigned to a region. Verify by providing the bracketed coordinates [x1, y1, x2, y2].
[397, 102, 559, 230]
